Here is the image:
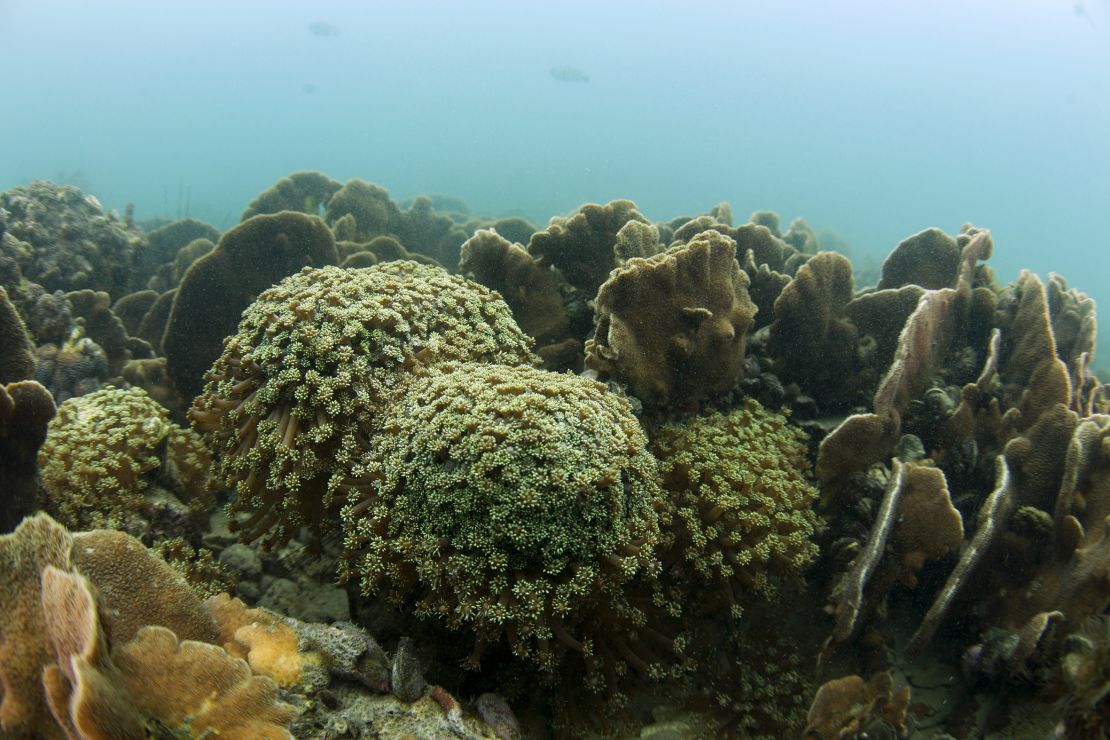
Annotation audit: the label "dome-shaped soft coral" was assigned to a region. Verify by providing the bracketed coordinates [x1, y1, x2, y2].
[190, 262, 537, 548]
[339, 362, 674, 688]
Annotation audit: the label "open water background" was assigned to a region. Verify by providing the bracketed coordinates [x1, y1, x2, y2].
[1, 0, 1107, 363]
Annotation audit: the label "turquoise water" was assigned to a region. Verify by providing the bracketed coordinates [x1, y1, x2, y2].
[2, 0, 1108, 357]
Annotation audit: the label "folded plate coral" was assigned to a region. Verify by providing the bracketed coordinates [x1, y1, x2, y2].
[587, 229, 756, 407]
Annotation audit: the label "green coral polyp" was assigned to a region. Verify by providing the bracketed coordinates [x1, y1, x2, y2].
[190, 262, 537, 548]
[651, 398, 820, 617]
[340, 362, 669, 680]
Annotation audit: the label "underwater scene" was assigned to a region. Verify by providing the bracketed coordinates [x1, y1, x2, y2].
[2, 1, 1110, 738]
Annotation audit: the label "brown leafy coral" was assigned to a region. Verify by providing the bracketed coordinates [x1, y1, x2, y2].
[190, 262, 537, 548]
[526, 199, 653, 295]
[0, 380, 55, 532]
[163, 211, 338, 398]
[586, 229, 757, 407]
[458, 228, 576, 368]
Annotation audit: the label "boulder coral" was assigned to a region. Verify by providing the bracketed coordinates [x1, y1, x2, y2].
[0, 181, 144, 297]
[38, 386, 212, 531]
[190, 262, 536, 548]
[339, 362, 674, 689]
[650, 398, 821, 617]
[586, 229, 757, 407]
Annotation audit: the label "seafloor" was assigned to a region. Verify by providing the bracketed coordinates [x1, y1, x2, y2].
[1, 173, 1107, 739]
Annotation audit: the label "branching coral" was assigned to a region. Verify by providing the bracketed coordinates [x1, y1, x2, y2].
[650, 398, 820, 617]
[190, 262, 537, 548]
[38, 386, 213, 531]
[339, 362, 675, 690]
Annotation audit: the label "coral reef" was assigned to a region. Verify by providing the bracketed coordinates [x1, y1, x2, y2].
[190, 262, 536, 548]
[38, 386, 212, 532]
[7, 171, 1110, 737]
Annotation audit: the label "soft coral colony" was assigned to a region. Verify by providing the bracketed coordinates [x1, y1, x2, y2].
[1, 173, 1108, 738]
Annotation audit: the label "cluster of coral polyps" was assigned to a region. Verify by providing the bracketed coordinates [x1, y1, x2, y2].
[189, 261, 537, 547]
[339, 362, 670, 683]
[38, 385, 213, 531]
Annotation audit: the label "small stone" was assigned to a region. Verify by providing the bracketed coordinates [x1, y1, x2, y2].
[476, 693, 521, 740]
[391, 636, 426, 703]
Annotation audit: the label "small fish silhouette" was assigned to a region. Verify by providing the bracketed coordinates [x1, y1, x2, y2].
[549, 65, 590, 83]
[308, 21, 340, 37]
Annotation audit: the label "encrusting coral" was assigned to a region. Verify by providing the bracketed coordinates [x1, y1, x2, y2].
[338, 362, 676, 691]
[586, 229, 757, 408]
[650, 397, 820, 617]
[804, 671, 910, 739]
[0, 513, 295, 739]
[190, 262, 537, 548]
[38, 386, 213, 531]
